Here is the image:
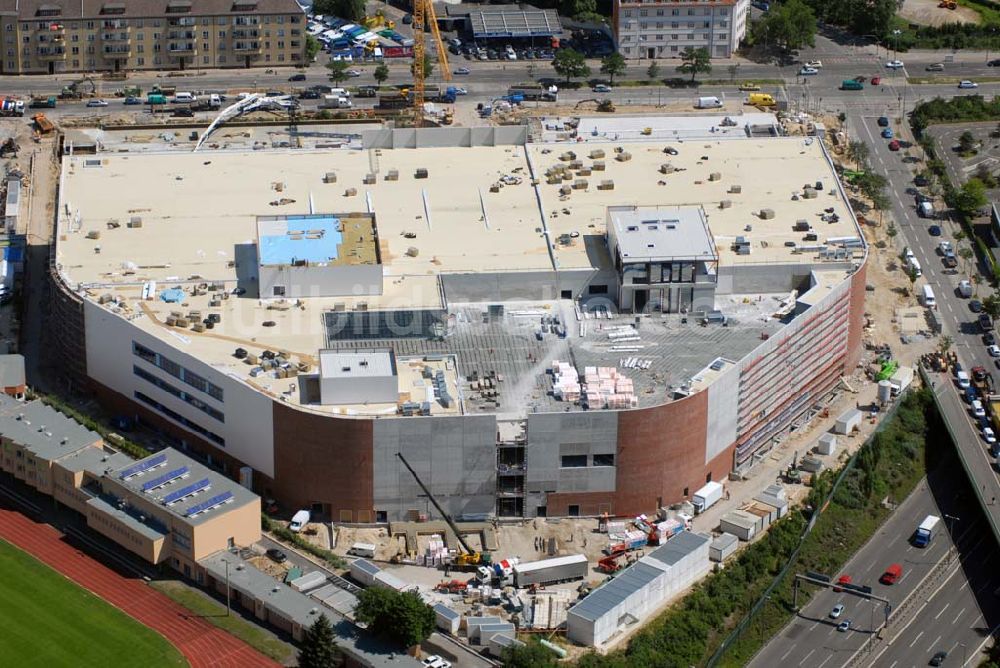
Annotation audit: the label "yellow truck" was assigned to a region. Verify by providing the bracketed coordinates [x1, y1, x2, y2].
[745, 92, 776, 107]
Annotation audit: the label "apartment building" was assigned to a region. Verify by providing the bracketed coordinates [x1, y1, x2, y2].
[0, 0, 306, 75]
[613, 0, 750, 59]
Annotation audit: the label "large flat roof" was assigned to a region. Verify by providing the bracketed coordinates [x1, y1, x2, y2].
[0, 396, 102, 462]
[610, 206, 716, 263]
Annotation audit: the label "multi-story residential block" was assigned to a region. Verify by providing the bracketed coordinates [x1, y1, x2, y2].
[0, 0, 305, 75]
[613, 0, 750, 59]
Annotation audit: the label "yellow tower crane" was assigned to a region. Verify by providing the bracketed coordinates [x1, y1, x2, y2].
[412, 0, 452, 126]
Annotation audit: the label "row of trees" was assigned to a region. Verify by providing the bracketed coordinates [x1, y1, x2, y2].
[749, 0, 818, 55]
[845, 141, 891, 224]
[799, 0, 896, 42]
[551, 46, 710, 85]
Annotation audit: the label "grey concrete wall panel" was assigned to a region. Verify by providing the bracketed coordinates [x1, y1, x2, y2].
[526, 412, 619, 495]
[373, 414, 497, 520]
[704, 365, 739, 464]
[442, 270, 602, 303]
[362, 127, 528, 150]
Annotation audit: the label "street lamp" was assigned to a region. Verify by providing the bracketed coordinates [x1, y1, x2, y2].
[892, 30, 902, 60]
[222, 558, 231, 616]
[944, 513, 960, 563]
[960, 642, 967, 666]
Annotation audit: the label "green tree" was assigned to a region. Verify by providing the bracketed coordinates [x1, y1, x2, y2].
[552, 48, 590, 84]
[959, 246, 975, 275]
[755, 0, 817, 54]
[374, 62, 390, 86]
[847, 140, 869, 170]
[502, 639, 560, 668]
[675, 46, 712, 83]
[870, 190, 891, 226]
[355, 588, 435, 649]
[646, 61, 660, 82]
[305, 34, 321, 62]
[298, 614, 340, 668]
[953, 178, 988, 218]
[985, 292, 1000, 323]
[410, 51, 434, 79]
[959, 130, 977, 154]
[327, 60, 350, 85]
[600, 53, 627, 84]
[313, 0, 365, 23]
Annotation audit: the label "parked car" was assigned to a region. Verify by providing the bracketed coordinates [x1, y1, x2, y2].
[837, 620, 852, 632]
[939, 240, 953, 255]
[422, 656, 452, 668]
[888, 139, 901, 151]
[299, 90, 321, 99]
[971, 300, 984, 313]
[345, 69, 362, 77]
[988, 345, 1000, 357]
[972, 399, 986, 418]
[984, 426, 997, 445]
[881, 128, 894, 139]
[928, 225, 942, 236]
[739, 82, 761, 91]
[86, 98, 109, 107]
[172, 108, 194, 117]
[804, 60, 823, 68]
[288, 73, 307, 81]
[877, 116, 889, 127]
[664, 146, 679, 156]
[886, 60, 905, 69]
[266, 548, 288, 563]
[959, 80, 979, 89]
[930, 650, 948, 666]
[593, 84, 612, 93]
[454, 67, 470, 75]
[984, 332, 995, 346]
[915, 174, 930, 186]
[799, 66, 819, 75]
[830, 603, 845, 619]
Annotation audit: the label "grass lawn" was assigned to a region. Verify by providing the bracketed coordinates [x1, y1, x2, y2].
[151, 579, 296, 664]
[0, 539, 186, 668]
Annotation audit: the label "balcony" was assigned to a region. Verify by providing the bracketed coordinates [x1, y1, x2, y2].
[100, 32, 131, 43]
[233, 41, 261, 53]
[168, 17, 196, 27]
[231, 29, 259, 39]
[167, 30, 195, 40]
[36, 47, 66, 60]
[167, 42, 196, 54]
[101, 20, 129, 30]
[103, 45, 131, 57]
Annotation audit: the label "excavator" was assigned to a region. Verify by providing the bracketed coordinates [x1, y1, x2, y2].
[396, 452, 491, 569]
[59, 76, 96, 100]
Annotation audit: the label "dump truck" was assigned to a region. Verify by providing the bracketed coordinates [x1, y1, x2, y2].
[32, 113, 54, 135]
[913, 514, 940, 548]
[512, 554, 588, 587]
[29, 96, 56, 109]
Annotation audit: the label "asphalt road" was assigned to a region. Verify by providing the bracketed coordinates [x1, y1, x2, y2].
[747, 478, 957, 668]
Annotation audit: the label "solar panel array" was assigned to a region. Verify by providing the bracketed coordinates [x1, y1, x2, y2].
[183, 490, 233, 518]
[470, 9, 562, 38]
[162, 478, 211, 505]
[141, 466, 189, 492]
[118, 453, 167, 480]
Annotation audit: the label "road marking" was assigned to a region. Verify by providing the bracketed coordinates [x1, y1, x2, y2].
[954, 606, 966, 624]
[808, 621, 819, 632]
[935, 602, 951, 619]
[928, 634, 942, 652]
[815, 654, 832, 668]
[799, 648, 815, 666]
[780, 648, 793, 662]
[910, 630, 925, 648]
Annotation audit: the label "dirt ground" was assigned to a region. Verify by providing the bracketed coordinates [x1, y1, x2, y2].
[898, 0, 980, 26]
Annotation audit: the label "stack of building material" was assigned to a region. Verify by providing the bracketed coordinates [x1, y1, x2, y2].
[582, 366, 637, 409]
[418, 534, 449, 567]
[528, 590, 572, 629]
[551, 360, 581, 402]
[650, 518, 685, 545]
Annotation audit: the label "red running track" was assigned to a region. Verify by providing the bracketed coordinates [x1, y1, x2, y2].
[0, 507, 282, 668]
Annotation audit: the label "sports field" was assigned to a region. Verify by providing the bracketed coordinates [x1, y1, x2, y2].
[0, 539, 187, 668]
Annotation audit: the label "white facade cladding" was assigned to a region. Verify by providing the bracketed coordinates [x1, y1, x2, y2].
[614, 0, 750, 60]
[83, 300, 276, 477]
[704, 363, 740, 464]
[566, 530, 711, 646]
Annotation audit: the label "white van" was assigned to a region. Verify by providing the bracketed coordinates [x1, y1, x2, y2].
[173, 92, 195, 103]
[918, 201, 934, 218]
[348, 542, 376, 558]
[696, 96, 723, 109]
[289, 509, 311, 532]
[328, 87, 351, 98]
[922, 284, 936, 308]
[907, 256, 922, 277]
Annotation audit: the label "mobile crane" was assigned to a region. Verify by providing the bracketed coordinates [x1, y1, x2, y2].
[411, 0, 451, 127]
[396, 452, 490, 569]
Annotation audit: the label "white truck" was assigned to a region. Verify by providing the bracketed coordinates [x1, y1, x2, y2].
[913, 514, 940, 548]
[320, 94, 353, 109]
[889, 366, 914, 396]
[692, 480, 724, 514]
[289, 509, 311, 532]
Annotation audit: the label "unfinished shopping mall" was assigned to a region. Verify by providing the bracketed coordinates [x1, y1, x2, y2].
[49, 116, 867, 523]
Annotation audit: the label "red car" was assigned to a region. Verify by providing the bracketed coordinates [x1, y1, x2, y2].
[888, 140, 901, 151]
[880, 563, 902, 585]
[871, 76, 882, 86]
[833, 574, 852, 592]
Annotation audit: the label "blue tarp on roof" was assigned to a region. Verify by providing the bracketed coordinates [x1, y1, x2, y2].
[159, 288, 185, 303]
